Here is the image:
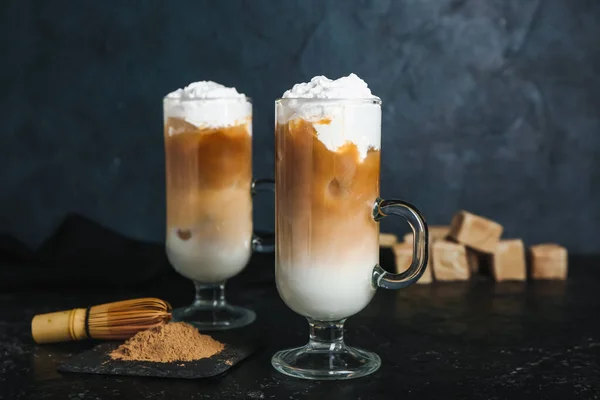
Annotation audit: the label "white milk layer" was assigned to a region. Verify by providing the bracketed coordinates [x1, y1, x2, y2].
[276, 259, 377, 321]
[165, 81, 251, 129]
[166, 229, 252, 283]
[279, 74, 381, 160]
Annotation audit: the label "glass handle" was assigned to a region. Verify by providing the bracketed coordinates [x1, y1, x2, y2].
[372, 197, 429, 289]
[251, 178, 275, 253]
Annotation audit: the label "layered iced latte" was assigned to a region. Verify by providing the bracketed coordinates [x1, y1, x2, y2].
[164, 82, 253, 284]
[275, 74, 382, 321]
[272, 74, 429, 380]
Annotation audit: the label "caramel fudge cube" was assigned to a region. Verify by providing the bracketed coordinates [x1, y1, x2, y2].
[448, 211, 503, 253]
[432, 241, 470, 281]
[379, 233, 398, 248]
[393, 243, 432, 284]
[530, 244, 568, 280]
[492, 239, 526, 281]
[403, 225, 450, 244]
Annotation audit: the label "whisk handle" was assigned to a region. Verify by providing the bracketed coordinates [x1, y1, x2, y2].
[31, 308, 88, 344]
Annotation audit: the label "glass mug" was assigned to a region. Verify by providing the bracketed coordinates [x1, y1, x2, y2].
[272, 98, 428, 380]
[163, 96, 273, 330]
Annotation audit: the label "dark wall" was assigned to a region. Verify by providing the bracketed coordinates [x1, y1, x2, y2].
[1, 0, 599, 252]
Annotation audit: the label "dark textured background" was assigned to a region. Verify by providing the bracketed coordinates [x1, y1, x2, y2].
[1, 0, 599, 253]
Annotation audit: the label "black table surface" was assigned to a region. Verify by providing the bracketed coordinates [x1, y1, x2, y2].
[1, 252, 600, 400]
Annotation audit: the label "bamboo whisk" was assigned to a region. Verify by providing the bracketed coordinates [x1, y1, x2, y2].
[31, 298, 172, 344]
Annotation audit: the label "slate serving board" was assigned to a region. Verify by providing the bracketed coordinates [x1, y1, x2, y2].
[58, 331, 264, 379]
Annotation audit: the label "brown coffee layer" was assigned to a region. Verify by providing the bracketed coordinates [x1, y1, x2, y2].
[164, 118, 252, 230]
[275, 119, 380, 269]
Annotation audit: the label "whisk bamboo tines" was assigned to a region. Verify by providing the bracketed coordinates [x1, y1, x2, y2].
[31, 298, 172, 344]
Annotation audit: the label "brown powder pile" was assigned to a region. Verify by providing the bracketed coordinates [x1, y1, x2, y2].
[109, 322, 224, 363]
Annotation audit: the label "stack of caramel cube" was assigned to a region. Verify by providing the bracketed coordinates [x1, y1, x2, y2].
[380, 211, 568, 284]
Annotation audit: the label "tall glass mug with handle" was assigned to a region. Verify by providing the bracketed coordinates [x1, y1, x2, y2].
[272, 74, 428, 380]
[163, 81, 273, 330]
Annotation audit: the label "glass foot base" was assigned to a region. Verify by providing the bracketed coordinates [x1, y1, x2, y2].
[172, 302, 256, 331]
[271, 344, 381, 380]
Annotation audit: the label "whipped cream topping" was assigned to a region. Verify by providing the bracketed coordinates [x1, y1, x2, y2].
[164, 81, 251, 129]
[282, 73, 378, 99]
[167, 81, 246, 100]
[278, 74, 381, 160]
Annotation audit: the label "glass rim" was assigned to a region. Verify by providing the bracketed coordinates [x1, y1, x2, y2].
[163, 96, 252, 103]
[275, 97, 382, 105]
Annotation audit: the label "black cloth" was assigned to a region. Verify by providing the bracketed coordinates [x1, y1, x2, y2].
[0, 214, 170, 289]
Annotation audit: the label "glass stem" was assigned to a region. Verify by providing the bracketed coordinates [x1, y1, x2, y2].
[307, 319, 346, 351]
[193, 281, 226, 308]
